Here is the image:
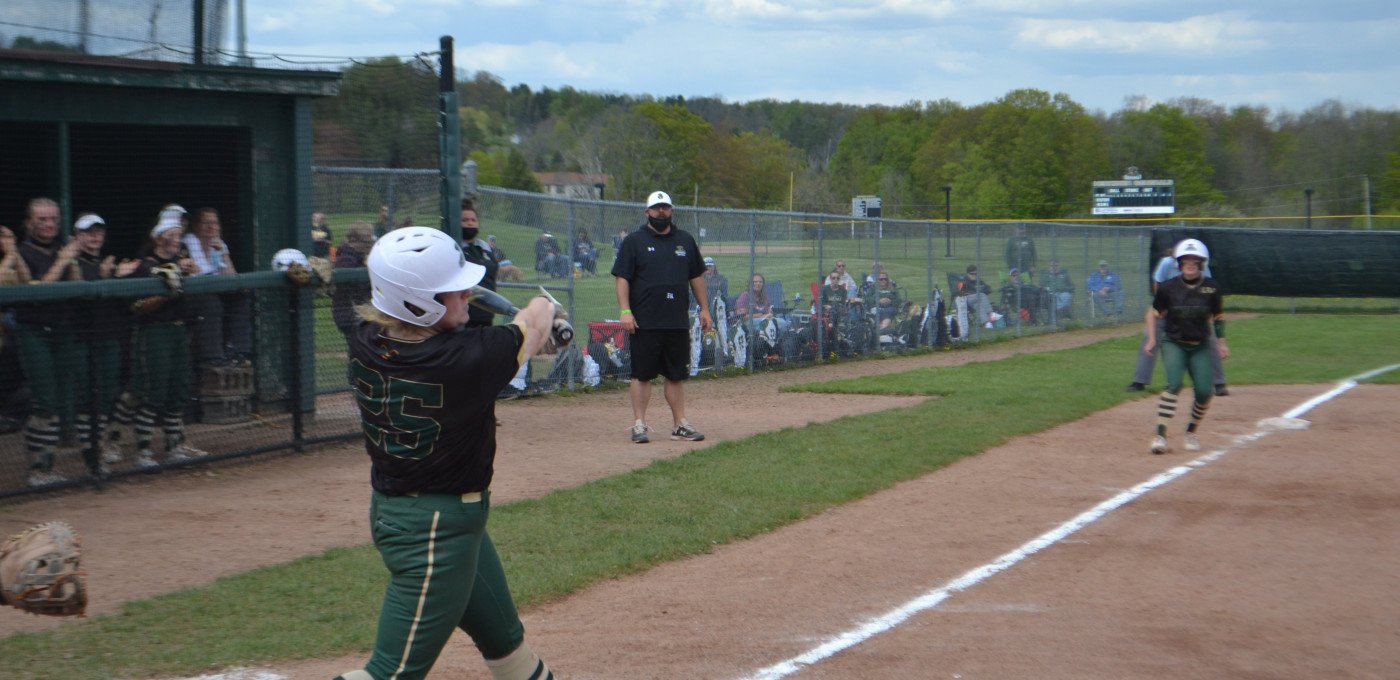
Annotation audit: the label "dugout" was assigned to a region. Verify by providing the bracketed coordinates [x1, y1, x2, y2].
[0, 48, 339, 262]
[0, 49, 340, 432]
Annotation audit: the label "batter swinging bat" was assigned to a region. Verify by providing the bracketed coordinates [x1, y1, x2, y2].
[468, 286, 520, 316]
[469, 286, 575, 349]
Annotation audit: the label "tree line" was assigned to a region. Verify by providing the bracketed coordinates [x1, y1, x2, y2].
[313, 57, 1400, 224]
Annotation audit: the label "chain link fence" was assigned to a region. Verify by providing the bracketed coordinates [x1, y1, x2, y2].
[0, 170, 1158, 499]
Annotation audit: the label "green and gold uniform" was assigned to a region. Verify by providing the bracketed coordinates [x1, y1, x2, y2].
[14, 238, 75, 474]
[72, 251, 129, 459]
[347, 320, 550, 680]
[131, 253, 193, 453]
[1151, 274, 1224, 437]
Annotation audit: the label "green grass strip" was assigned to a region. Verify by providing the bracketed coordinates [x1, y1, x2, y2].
[4, 314, 1397, 678]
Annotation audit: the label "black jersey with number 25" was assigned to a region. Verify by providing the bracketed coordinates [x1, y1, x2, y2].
[348, 321, 526, 496]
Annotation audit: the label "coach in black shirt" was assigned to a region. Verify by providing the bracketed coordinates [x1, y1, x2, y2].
[612, 190, 711, 444]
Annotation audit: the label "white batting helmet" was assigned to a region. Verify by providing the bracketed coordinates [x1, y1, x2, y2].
[368, 226, 485, 327]
[1173, 238, 1209, 263]
[271, 248, 310, 271]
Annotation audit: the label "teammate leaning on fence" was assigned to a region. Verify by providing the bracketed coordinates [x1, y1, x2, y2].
[335, 226, 562, 680]
[128, 207, 206, 468]
[69, 213, 140, 471]
[10, 198, 81, 487]
[1143, 239, 1229, 455]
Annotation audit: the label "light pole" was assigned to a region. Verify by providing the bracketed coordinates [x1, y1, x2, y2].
[942, 185, 952, 257]
[1304, 187, 1314, 229]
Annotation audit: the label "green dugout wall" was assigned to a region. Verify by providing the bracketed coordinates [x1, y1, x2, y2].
[0, 49, 340, 414]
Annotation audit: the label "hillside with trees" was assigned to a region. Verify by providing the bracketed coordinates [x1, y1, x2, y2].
[312, 60, 1400, 225]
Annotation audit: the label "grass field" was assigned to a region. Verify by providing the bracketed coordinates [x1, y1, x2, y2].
[3, 313, 1397, 679]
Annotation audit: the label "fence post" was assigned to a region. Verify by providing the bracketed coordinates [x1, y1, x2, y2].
[288, 286, 305, 452]
[816, 215, 825, 363]
[925, 220, 934, 347]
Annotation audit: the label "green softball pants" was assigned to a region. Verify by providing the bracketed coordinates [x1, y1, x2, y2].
[135, 322, 191, 414]
[364, 490, 526, 680]
[73, 335, 123, 416]
[14, 323, 75, 419]
[1161, 338, 1214, 403]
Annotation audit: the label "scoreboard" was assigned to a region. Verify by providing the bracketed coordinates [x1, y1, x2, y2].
[852, 195, 881, 218]
[1092, 179, 1175, 215]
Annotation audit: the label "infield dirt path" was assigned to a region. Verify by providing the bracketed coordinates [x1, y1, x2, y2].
[2, 325, 1396, 680]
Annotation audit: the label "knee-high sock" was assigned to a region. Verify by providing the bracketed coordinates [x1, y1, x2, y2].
[1156, 390, 1179, 437]
[25, 415, 59, 470]
[485, 642, 554, 680]
[74, 412, 94, 450]
[110, 393, 136, 441]
[134, 406, 158, 449]
[162, 410, 184, 449]
[1187, 397, 1211, 433]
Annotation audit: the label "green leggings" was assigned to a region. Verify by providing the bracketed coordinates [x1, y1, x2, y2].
[1161, 339, 1214, 403]
[363, 490, 526, 680]
[14, 324, 75, 419]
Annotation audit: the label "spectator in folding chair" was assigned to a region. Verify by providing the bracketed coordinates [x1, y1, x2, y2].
[1088, 259, 1125, 318]
[1042, 258, 1074, 321]
[955, 264, 993, 327]
[534, 232, 568, 278]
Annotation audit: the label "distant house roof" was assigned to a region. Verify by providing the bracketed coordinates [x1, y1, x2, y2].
[535, 172, 609, 199]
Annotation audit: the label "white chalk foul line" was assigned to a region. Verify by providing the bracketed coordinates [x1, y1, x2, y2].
[740, 364, 1400, 680]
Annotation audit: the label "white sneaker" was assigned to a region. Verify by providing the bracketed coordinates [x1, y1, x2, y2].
[101, 441, 124, 464]
[135, 450, 159, 469]
[26, 470, 68, 487]
[166, 444, 207, 462]
[1150, 435, 1169, 455]
[1184, 432, 1201, 452]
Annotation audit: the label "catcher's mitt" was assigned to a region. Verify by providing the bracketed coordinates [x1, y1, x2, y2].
[0, 521, 86, 617]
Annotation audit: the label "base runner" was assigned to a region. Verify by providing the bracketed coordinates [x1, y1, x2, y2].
[335, 227, 563, 680]
[1143, 239, 1229, 454]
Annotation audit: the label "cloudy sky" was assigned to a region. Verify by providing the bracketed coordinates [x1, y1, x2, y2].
[9, 1, 1398, 114]
[231, 0, 1400, 113]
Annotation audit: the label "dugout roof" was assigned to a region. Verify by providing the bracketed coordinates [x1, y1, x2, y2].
[0, 48, 341, 269]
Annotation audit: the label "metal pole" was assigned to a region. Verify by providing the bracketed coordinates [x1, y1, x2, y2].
[925, 220, 933, 347]
[193, 0, 205, 65]
[1304, 187, 1314, 230]
[289, 287, 304, 452]
[747, 213, 757, 373]
[1363, 175, 1373, 230]
[816, 215, 825, 363]
[438, 36, 461, 235]
[942, 185, 952, 257]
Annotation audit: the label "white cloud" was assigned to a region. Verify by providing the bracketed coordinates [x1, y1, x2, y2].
[1015, 13, 1268, 55]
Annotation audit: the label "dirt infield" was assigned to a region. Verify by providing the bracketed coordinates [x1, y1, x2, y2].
[1, 326, 1395, 679]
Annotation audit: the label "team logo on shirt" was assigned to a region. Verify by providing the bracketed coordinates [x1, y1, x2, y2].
[647, 246, 656, 252]
[675, 246, 687, 257]
[1201, 286, 1216, 294]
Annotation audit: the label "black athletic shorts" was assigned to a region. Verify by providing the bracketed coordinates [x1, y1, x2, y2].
[629, 329, 691, 382]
